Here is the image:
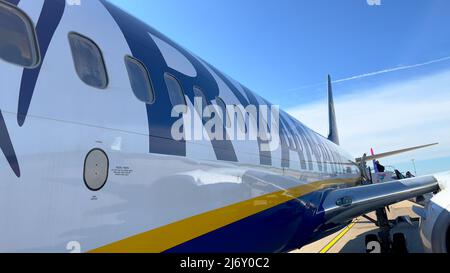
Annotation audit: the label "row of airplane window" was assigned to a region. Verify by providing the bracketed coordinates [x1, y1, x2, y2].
[70, 34, 340, 161]
[0, 2, 200, 125]
[0, 4, 261, 141]
[69, 33, 255, 131]
[0, 3, 346, 171]
[68, 32, 241, 124]
[68, 32, 187, 106]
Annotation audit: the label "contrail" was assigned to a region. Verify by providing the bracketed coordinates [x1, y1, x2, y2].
[334, 56, 450, 83]
[285, 56, 450, 92]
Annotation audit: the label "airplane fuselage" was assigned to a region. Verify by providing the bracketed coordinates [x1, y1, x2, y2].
[0, 0, 361, 252]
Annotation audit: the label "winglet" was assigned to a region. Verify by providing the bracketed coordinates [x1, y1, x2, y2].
[327, 75, 340, 145]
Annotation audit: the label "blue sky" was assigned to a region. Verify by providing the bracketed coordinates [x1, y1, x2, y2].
[109, 0, 450, 174]
[109, 0, 450, 106]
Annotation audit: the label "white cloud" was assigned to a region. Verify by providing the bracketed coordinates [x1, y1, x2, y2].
[286, 69, 450, 165]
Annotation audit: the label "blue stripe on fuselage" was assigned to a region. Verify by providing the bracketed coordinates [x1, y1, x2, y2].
[240, 86, 272, 166]
[0, 111, 20, 177]
[1, 0, 22, 177]
[165, 190, 328, 253]
[17, 0, 65, 127]
[100, 0, 238, 161]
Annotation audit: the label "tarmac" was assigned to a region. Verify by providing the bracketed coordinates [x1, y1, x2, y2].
[291, 201, 424, 253]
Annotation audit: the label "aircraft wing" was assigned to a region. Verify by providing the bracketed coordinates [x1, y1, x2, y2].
[321, 175, 439, 225]
[355, 143, 438, 163]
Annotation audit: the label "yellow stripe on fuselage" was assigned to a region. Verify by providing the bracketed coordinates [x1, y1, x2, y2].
[90, 177, 359, 253]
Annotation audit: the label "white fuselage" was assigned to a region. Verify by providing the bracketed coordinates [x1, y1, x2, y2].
[0, 0, 360, 253]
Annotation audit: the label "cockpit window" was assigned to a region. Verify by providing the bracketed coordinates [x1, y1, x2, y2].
[68, 32, 108, 89]
[0, 2, 40, 68]
[124, 56, 155, 104]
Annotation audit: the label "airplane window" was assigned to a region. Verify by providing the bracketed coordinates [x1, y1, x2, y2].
[0, 2, 40, 68]
[215, 96, 231, 127]
[124, 56, 155, 104]
[164, 73, 187, 108]
[280, 133, 288, 146]
[193, 86, 207, 107]
[234, 104, 243, 118]
[234, 104, 247, 133]
[68, 32, 108, 89]
[288, 134, 295, 148]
